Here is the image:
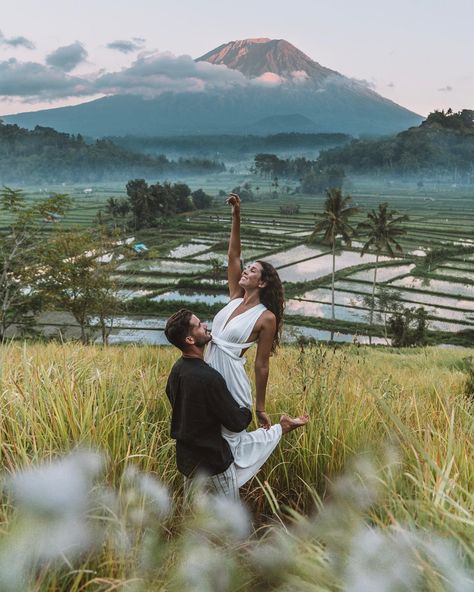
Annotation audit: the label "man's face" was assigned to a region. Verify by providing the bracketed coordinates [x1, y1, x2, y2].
[186, 314, 211, 347]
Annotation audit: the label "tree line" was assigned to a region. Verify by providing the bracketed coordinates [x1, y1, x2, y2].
[0, 122, 225, 184]
[253, 110, 474, 184]
[110, 132, 351, 157]
[317, 109, 474, 179]
[104, 179, 213, 230]
[253, 153, 345, 193]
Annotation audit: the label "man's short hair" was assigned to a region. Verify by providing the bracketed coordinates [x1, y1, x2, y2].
[165, 309, 193, 349]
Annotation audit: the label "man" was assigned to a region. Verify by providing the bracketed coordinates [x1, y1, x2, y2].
[164, 308, 251, 500]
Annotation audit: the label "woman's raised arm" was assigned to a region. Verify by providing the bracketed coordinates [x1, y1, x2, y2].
[227, 193, 245, 300]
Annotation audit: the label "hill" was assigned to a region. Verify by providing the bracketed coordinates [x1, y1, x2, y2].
[3, 38, 422, 137]
[0, 121, 224, 184]
[317, 109, 474, 178]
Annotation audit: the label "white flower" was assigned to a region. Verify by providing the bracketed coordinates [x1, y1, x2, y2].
[7, 451, 103, 517]
[195, 493, 251, 541]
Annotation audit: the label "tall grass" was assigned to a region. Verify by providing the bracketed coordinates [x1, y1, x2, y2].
[0, 342, 472, 590]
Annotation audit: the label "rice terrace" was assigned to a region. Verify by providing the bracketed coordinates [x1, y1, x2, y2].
[0, 2, 473, 591]
[6, 176, 473, 347]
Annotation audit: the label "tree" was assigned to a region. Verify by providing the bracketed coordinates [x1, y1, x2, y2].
[37, 229, 127, 344]
[361, 286, 402, 344]
[357, 203, 408, 341]
[231, 185, 254, 201]
[191, 188, 213, 210]
[308, 189, 358, 335]
[105, 197, 130, 229]
[388, 306, 428, 347]
[173, 183, 194, 213]
[149, 182, 176, 218]
[0, 187, 71, 341]
[126, 179, 151, 228]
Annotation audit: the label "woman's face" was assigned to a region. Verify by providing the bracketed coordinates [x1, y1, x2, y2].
[239, 262, 266, 290]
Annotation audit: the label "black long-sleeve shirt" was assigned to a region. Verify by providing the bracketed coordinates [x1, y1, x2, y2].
[165, 357, 252, 477]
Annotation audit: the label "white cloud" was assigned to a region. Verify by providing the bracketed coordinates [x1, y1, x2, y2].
[94, 51, 247, 96]
[290, 70, 309, 84]
[438, 85, 453, 92]
[252, 72, 284, 87]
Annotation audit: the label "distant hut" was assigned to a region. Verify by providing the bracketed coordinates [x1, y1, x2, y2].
[133, 243, 149, 254]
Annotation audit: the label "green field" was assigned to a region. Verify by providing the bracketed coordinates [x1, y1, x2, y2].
[0, 342, 472, 590]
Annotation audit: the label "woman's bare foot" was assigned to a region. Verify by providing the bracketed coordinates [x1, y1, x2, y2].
[280, 413, 309, 434]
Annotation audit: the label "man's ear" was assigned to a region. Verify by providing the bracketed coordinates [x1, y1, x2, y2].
[185, 335, 195, 346]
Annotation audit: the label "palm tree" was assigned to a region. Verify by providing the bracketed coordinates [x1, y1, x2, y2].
[357, 203, 408, 336]
[308, 189, 359, 333]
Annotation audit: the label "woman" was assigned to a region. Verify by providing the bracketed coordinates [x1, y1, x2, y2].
[205, 194, 308, 487]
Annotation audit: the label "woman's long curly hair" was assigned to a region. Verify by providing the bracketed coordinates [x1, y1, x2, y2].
[256, 260, 285, 353]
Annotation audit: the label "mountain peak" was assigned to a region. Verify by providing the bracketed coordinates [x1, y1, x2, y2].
[196, 38, 337, 81]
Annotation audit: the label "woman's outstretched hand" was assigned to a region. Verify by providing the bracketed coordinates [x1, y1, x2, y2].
[226, 193, 241, 216]
[256, 410, 272, 430]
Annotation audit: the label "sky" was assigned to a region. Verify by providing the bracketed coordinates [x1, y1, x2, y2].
[0, 0, 472, 118]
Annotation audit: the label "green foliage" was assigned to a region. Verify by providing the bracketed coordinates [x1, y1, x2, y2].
[317, 109, 474, 178]
[300, 165, 345, 193]
[111, 131, 351, 157]
[357, 203, 409, 333]
[388, 306, 429, 347]
[254, 153, 345, 193]
[125, 179, 199, 229]
[308, 189, 359, 324]
[191, 188, 213, 209]
[309, 189, 359, 247]
[423, 108, 474, 131]
[0, 187, 72, 340]
[279, 203, 300, 215]
[0, 121, 225, 183]
[35, 229, 127, 344]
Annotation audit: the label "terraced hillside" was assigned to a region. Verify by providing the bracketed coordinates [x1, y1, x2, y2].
[6, 180, 474, 345]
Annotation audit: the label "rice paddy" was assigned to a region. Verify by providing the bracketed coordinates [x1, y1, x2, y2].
[7, 177, 474, 346]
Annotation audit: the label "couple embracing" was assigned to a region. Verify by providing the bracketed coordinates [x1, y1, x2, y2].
[165, 194, 308, 500]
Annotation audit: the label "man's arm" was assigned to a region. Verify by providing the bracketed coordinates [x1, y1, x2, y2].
[209, 374, 251, 432]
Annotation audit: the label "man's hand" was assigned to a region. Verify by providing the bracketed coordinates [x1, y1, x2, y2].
[226, 193, 241, 216]
[256, 410, 272, 430]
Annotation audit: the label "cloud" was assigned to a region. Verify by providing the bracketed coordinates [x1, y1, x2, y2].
[290, 70, 309, 84]
[0, 58, 91, 100]
[387, 82, 395, 88]
[0, 30, 35, 50]
[352, 78, 376, 90]
[94, 51, 246, 96]
[252, 72, 284, 87]
[46, 42, 88, 72]
[438, 85, 453, 92]
[0, 49, 319, 104]
[107, 38, 146, 54]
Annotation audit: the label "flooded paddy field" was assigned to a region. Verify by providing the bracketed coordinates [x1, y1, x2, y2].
[12, 179, 474, 346]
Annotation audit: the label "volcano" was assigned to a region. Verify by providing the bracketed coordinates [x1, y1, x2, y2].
[3, 38, 422, 137]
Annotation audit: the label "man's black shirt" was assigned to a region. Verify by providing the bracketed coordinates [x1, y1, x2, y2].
[165, 356, 252, 476]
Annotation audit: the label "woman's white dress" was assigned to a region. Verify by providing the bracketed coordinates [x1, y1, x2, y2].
[204, 297, 282, 486]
